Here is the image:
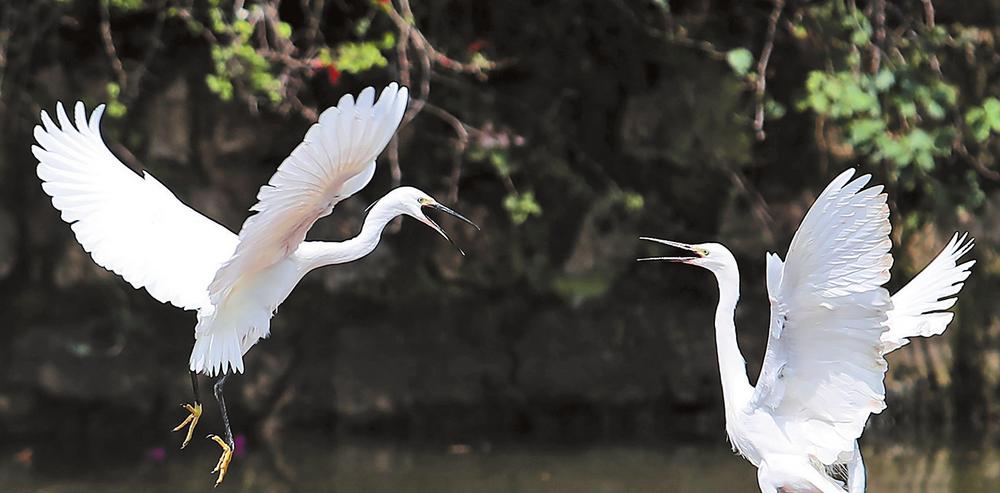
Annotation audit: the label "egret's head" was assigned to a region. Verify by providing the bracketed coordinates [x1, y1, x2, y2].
[378, 186, 479, 253]
[637, 237, 736, 275]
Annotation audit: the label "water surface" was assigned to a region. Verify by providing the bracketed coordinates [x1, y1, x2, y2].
[1, 438, 997, 492]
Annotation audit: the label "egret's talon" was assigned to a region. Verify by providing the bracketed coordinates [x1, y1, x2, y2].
[208, 434, 233, 486]
[172, 402, 203, 449]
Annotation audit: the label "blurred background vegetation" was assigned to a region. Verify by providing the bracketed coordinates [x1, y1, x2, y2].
[1, 0, 1000, 486]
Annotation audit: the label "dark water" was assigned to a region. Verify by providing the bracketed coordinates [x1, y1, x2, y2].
[1, 438, 998, 492]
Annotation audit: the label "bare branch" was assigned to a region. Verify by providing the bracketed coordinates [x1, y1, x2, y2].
[422, 103, 471, 201]
[870, 0, 886, 74]
[727, 170, 775, 244]
[753, 0, 784, 141]
[383, 0, 509, 78]
[922, 0, 936, 28]
[98, 0, 128, 90]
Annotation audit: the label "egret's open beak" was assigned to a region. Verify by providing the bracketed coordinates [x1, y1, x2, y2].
[637, 237, 707, 263]
[421, 203, 480, 256]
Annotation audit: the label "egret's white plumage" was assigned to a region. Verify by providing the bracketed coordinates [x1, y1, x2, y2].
[33, 102, 237, 311]
[641, 169, 974, 493]
[751, 171, 893, 465]
[32, 84, 478, 378]
[209, 84, 408, 305]
[882, 232, 975, 353]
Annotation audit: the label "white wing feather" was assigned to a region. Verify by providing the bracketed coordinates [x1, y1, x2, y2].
[207, 83, 408, 303]
[882, 233, 975, 353]
[751, 169, 893, 464]
[33, 102, 238, 311]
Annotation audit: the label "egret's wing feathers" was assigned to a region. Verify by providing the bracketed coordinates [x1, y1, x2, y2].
[208, 84, 408, 303]
[34, 102, 238, 311]
[751, 169, 893, 464]
[882, 233, 974, 353]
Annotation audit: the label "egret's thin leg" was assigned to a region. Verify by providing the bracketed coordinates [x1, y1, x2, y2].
[847, 442, 866, 493]
[190, 370, 201, 403]
[207, 374, 235, 486]
[213, 375, 235, 448]
[173, 370, 203, 449]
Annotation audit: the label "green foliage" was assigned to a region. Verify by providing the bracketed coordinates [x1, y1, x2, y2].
[503, 191, 542, 224]
[105, 82, 126, 117]
[276, 22, 293, 39]
[205, 74, 234, 101]
[378, 32, 396, 50]
[169, 3, 294, 105]
[335, 41, 389, 74]
[552, 273, 611, 305]
[966, 98, 1000, 142]
[621, 191, 644, 212]
[207, 41, 281, 103]
[725, 48, 754, 77]
[764, 98, 786, 120]
[470, 52, 492, 71]
[173, 0, 397, 106]
[106, 0, 143, 11]
[469, 147, 512, 176]
[800, 65, 956, 172]
[790, 1, 990, 198]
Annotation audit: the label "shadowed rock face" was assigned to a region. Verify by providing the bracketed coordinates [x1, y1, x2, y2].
[1, 0, 997, 452]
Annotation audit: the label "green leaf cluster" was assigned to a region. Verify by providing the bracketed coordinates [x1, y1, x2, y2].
[966, 98, 1000, 142]
[105, 82, 127, 118]
[795, 3, 968, 176]
[503, 191, 542, 224]
[335, 41, 390, 74]
[725, 48, 754, 77]
[170, 3, 283, 104]
[106, 0, 144, 12]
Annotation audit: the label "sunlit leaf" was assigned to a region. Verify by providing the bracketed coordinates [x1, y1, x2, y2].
[726, 48, 754, 77]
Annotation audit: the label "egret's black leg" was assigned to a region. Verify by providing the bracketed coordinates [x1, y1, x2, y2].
[191, 370, 202, 403]
[173, 370, 204, 449]
[208, 374, 235, 486]
[213, 375, 235, 450]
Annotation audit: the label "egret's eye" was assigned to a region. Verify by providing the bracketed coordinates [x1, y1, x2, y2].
[418, 197, 432, 206]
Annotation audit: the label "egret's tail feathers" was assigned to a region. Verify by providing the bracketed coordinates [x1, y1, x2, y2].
[883, 232, 975, 353]
[189, 328, 245, 377]
[189, 307, 268, 376]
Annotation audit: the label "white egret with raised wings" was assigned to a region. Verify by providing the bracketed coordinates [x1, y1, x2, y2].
[33, 83, 478, 485]
[640, 169, 973, 492]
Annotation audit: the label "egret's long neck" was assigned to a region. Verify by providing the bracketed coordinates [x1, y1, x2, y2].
[295, 200, 401, 272]
[711, 263, 753, 420]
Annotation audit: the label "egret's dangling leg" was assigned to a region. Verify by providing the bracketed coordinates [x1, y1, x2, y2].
[207, 374, 235, 486]
[172, 371, 203, 449]
[846, 441, 866, 493]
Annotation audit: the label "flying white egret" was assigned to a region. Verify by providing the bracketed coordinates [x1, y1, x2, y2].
[640, 169, 974, 493]
[33, 83, 478, 485]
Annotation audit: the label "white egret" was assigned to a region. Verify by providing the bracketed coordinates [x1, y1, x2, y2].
[33, 83, 478, 485]
[640, 169, 974, 493]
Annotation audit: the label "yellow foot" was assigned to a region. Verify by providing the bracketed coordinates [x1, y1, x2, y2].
[171, 402, 203, 449]
[208, 434, 234, 487]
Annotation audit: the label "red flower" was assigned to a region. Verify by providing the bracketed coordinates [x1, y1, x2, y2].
[326, 64, 342, 85]
[466, 39, 487, 53]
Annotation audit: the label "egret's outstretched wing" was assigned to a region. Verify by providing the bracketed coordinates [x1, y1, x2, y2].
[34, 102, 238, 311]
[208, 83, 408, 303]
[751, 169, 893, 464]
[882, 233, 975, 353]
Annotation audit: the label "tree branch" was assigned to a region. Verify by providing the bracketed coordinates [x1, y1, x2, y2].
[98, 0, 127, 90]
[753, 0, 784, 141]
